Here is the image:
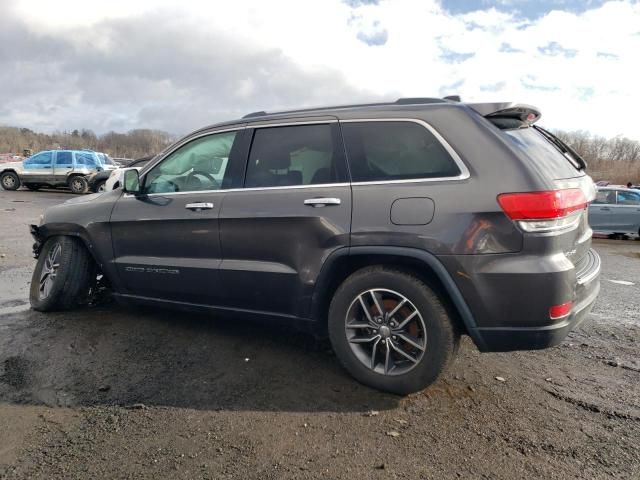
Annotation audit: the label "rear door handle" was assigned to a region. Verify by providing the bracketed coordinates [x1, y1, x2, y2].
[304, 197, 341, 207]
[600, 207, 610, 211]
[185, 202, 214, 211]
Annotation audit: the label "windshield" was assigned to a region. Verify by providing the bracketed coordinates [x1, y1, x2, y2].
[504, 127, 584, 179]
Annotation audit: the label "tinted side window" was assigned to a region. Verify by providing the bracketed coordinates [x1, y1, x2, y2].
[144, 131, 238, 194]
[341, 121, 460, 182]
[245, 124, 341, 188]
[593, 190, 616, 205]
[55, 151, 73, 166]
[617, 191, 640, 205]
[24, 152, 52, 167]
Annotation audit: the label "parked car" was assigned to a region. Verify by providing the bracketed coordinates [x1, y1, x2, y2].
[91, 155, 155, 193]
[28, 97, 600, 394]
[86, 152, 122, 192]
[589, 187, 640, 237]
[112, 157, 135, 166]
[0, 150, 118, 194]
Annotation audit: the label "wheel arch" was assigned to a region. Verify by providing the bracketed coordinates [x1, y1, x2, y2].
[32, 223, 111, 283]
[311, 246, 485, 349]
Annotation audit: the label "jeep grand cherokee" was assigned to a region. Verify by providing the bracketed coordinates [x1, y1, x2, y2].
[29, 97, 600, 394]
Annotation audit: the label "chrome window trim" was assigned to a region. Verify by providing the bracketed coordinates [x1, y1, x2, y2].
[340, 118, 470, 184]
[125, 117, 469, 198]
[123, 182, 351, 198]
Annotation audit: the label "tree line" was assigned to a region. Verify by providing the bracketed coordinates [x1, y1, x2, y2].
[0, 127, 175, 160]
[554, 130, 640, 184]
[0, 125, 638, 183]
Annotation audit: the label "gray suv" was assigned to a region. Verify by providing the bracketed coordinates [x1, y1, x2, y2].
[28, 98, 601, 394]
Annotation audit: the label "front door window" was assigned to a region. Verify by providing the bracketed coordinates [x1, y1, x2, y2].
[143, 131, 237, 194]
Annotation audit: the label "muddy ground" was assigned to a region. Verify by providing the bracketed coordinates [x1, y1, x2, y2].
[0, 188, 639, 479]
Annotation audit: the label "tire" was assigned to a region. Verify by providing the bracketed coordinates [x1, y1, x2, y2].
[30, 236, 95, 311]
[328, 266, 459, 395]
[68, 176, 88, 194]
[25, 184, 41, 191]
[1, 171, 20, 191]
[95, 180, 106, 193]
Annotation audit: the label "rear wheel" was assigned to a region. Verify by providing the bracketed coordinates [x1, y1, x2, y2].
[1, 172, 20, 190]
[328, 266, 459, 395]
[68, 176, 88, 194]
[30, 236, 95, 311]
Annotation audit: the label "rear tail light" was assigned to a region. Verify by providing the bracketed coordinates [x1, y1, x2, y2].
[497, 189, 588, 233]
[549, 301, 573, 320]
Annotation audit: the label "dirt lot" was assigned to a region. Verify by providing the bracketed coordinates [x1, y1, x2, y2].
[0, 188, 639, 479]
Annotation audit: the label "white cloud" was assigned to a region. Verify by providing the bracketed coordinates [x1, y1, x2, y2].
[3, 0, 640, 139]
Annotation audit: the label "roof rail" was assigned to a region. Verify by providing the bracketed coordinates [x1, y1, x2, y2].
[241, 97, 452, 119]
[242, 111, 267, 119]
[395, 97, 446, 105]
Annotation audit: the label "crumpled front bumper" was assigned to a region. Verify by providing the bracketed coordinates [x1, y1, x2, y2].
[30, 224, 44, 258]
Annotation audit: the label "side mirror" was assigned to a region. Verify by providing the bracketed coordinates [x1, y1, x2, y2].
[123, 168, 141, 194]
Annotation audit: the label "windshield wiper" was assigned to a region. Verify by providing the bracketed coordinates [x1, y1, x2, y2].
[533, 125, 587, 170]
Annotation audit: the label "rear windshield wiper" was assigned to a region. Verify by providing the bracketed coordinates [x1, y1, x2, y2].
[533, 125, 587, 170]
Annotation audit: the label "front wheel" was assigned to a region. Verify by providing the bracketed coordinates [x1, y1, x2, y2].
[1, 172, 20, 190]
[30, 236, 95, 311]
[328, 267, 459, 395]
[68, 176, 89, 194]
[95, 180, 106, 193]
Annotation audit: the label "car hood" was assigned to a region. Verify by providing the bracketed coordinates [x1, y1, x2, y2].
[63, 192, 105, 205]
[1, 161, 23, 171]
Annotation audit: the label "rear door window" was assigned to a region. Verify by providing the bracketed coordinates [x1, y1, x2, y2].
[617, 190, 640, 205]
[55, 151, 73, 167]
[503, 127, 582, 179]
[341, 121, 461, 182]
[245, 124, 345, 188]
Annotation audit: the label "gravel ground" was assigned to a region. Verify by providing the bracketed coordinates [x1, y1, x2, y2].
[0, 188, 639, 479]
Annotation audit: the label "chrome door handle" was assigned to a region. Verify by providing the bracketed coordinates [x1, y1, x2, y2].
[185, 202, 214, 211]
[304, 197, 341, 207]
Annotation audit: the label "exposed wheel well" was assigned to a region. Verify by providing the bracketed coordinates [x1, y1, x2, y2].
[312, 254, 468, 338]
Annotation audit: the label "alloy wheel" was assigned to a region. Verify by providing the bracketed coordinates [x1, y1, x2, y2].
[39, 243, 62, 299]
[345, 288, 427, 376]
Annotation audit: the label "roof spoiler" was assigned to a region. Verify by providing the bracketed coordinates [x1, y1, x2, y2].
[467, 102, 542, 124]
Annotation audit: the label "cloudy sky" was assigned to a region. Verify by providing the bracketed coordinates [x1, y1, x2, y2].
[1, 0, 638, 139]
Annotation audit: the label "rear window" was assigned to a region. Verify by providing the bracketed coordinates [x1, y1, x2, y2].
[341, 121, 460, 182]
[504, 127, 582, 178]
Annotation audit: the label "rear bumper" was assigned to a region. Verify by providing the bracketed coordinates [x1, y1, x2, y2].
[473, 274, 600, 351]
[439, 248, 601, 352]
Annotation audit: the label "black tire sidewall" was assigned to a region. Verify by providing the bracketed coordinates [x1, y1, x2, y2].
[68, 176, 88, 194]
[328, 268, 457, 395]
[1, 172, 20, 190]
[29, 236, 92, 311]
